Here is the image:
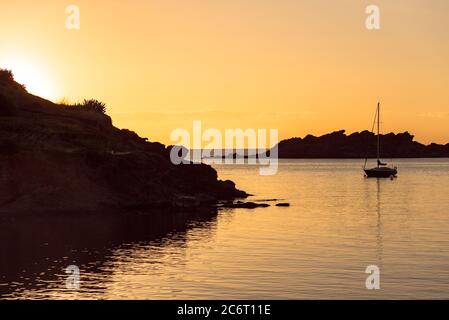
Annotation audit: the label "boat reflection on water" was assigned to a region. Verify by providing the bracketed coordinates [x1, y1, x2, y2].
[375, 179, 383, 269]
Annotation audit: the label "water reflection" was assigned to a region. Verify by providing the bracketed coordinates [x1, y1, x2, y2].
[0, 208, 219, 299]
[375, 179, 383, 269]
[2, 159, 449, 299]
[362, 177, 386, 270]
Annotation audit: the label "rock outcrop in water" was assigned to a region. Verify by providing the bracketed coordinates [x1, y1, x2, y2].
[278, 130, 449, 158]
[0, 70, 247, 214]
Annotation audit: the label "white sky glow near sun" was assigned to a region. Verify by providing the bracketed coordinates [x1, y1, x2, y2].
[1, 57, 57, 101]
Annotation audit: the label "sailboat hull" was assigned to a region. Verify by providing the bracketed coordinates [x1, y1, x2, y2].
[364, 167, 397, 178]
[363, 102, 398, 178]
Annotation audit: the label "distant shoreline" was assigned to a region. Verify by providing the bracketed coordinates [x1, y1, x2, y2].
[193, 130, 449, 159]
[205, 156, 449, 160]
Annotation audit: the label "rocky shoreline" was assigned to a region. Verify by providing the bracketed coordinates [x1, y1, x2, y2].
[0, 71, 249, 215]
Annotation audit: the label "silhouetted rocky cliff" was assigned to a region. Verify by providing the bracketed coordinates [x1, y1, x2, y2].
[0, 70, 247, 215]
[278, 130, 449, 158]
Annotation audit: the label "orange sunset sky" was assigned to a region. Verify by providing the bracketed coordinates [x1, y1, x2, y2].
[1, 0, 448, 144]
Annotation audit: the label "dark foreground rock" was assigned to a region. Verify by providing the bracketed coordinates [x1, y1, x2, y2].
[276, 203, 291, 207]
[0, 72, 247, 215]
[218, 201, 270, 209]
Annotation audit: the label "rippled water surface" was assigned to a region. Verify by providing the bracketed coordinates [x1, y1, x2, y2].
[1, 159, 449, 299]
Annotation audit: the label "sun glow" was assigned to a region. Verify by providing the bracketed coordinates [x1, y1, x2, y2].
[1, 58, 58, 101]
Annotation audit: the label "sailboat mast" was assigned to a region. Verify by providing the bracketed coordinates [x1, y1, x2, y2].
[377, 102, 380, 165]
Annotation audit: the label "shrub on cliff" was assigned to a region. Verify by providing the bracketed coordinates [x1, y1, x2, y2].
[0, 69, 26, 90]
[81, 99, 107, 114]
[0, 69, 14, 82]
[62, 98, 108, 115]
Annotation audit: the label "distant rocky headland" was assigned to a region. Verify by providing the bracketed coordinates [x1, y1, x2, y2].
[0, 70, 247, 215]
[204, 130, 449, 159]
[278, 130, 449, 158]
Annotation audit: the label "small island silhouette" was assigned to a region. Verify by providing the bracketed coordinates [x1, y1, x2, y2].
[204, 131, 448, 160]
[277, 130, 449, 158]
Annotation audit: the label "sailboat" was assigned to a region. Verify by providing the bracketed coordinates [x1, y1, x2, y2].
[363, 102, 398, 178]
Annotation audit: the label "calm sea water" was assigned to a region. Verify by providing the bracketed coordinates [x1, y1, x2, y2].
[1, 159, 449, 299]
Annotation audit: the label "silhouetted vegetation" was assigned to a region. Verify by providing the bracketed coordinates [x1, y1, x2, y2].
[0, 69, 26, 90]
[0, 69, 14, 82]
[57, 97, 71, 107]
[63, 99, 108, 115]
[81, 99, 107, 114]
